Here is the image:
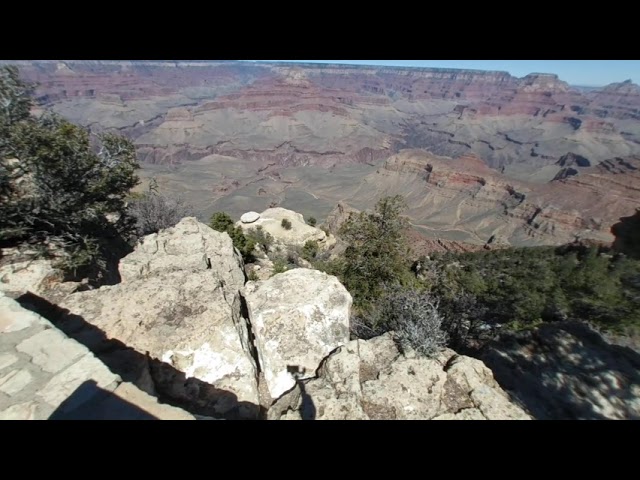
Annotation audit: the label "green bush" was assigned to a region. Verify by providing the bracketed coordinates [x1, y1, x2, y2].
[246, 225, 273, 252]
[0, 66, 139, 280]
[247, 269, 259, 281]
[209, 211, 235, 233]
[281, 218, 292, 230]
[272, 256, 289, 275]
[337, 195, 414, 310]
[424, 244, 640, 338]
[302, 240, 319, 261]
[307, 216, 317, 226]
[209, 211, 256, 263]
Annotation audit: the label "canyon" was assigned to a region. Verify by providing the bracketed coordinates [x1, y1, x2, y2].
[6, 60, 640, 249]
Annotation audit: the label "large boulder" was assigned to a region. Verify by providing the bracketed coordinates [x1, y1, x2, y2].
[244, 268, 352, 400]
[236, 207, 335, 250]
[57, 218, 260, 419]
[119, 217, 245, 292]
[269, 333, 531, 420]
[482, 322, 640, 419]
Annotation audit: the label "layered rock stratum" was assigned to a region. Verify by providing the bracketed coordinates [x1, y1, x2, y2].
[6, 60, 640, 248]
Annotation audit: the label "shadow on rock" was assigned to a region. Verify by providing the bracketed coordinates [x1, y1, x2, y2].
[480, 321, 640, 420]
[17, 292, 265, 420]
[287, 365, 316, 420]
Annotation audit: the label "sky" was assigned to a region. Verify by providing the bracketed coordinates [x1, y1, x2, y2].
[250, 60, 640, 87]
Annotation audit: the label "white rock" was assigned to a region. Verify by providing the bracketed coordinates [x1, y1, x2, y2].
[0, 259, 57, 294]
[119, 217, 245, 294]
[61, 218, 260, 417]
[241, 211, 261, 224]
[237, 207, 335, 249]
[269, 333, 531, 420]
[244, 268, 352, 399]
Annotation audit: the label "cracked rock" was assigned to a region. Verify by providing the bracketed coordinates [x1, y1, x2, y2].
[269, 332, 530, 420]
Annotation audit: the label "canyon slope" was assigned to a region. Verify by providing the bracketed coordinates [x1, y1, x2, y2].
[7, 60, 640, 247]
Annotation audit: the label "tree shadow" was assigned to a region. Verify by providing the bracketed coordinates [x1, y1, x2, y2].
[480, 321, 640, 420]
[17, 292, 266, 420]
[49, 380, 158, 420]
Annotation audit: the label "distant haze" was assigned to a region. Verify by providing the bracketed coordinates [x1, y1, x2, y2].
[249, 60, 640, 87]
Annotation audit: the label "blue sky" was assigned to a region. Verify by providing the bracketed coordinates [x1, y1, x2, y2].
[251, 60, 640, 87]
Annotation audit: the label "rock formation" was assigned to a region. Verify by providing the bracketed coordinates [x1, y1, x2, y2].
[350, 149, 640, 246]
[243, 269, 352, 400]
[11, 60, 640, 170]
[322, 202, 359, 235]
[0, 214, 544, 420]
[269, 333, 530, 420]
[611, 208, 640, 259]
[58, 218, 260, 418]
[9, 60, 640, 250]
[237, 207, 335, 250]
[0, 256, 80, 304]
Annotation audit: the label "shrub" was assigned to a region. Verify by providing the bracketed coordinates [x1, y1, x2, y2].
[302, 240, 319, 261]
[128, 179, 193, 237]
[209, 211, 235, 233]
[307, 216, 317, 226]
[208, 211, 259, 263]
[246, 225, 274, 252]
[338, 195, 413, 310]
[229, 226, 256, 263]
[281, 218, 292, 230]
[0, 66, 139, 280]
[272, 255, 289, 275]
[247, 269, 259, 281]
[367, 285, 448, 357]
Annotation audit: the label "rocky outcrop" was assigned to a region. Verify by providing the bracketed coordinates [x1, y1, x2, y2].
[482, 322, 640, 420]
[611, 208, 640, 259]
[357, 149, 640, 246]
[57, 218, 260, 418]
[268, 333, 530, 420]
[556, 152, 591, 168]
[552, 167, 579, 181]
[12, 60, 640, 169]
[244, 269, 351, 400]
[322, 202, 359, 235]
[119, 217, 245, 291]
[237, 207, 335, 250]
